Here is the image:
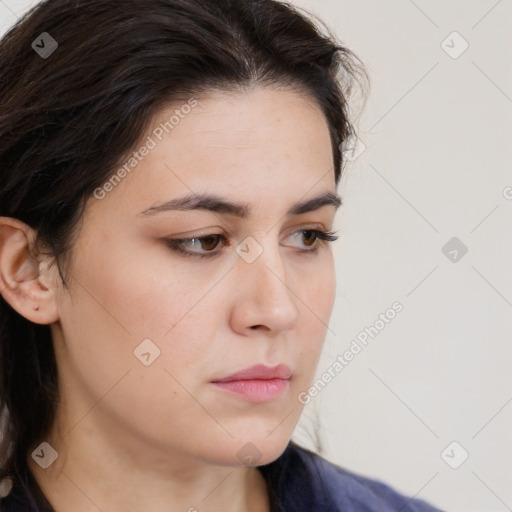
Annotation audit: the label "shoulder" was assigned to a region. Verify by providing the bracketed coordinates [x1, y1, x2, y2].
[259, 441, 445, 512]
[0, 490, 30, 511]
[0, 482, 41, 512]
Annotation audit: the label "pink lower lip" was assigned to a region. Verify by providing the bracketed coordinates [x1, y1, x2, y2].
[212, 378, 289, 402]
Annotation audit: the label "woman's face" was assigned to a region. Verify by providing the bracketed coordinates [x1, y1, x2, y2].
[49, 86, 339, 469]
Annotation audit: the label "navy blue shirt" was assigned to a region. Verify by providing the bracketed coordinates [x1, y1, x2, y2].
[0, 441, 444, 511]
[259, 441, 444, 511]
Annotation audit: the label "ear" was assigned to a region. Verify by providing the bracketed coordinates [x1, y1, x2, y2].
[0, 216, 60, 324]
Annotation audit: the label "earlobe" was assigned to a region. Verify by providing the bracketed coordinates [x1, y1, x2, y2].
[0, 217, 60, 325]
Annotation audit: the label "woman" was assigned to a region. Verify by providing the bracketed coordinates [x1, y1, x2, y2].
[0, 0, 443, 510]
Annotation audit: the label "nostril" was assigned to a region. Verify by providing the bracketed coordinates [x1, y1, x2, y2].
[250, 324, 270, 331]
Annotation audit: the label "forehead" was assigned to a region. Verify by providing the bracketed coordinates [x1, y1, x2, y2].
[88, 86, 336, 219]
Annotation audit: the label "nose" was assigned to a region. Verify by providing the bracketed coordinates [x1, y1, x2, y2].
[229, 241, 300, 336]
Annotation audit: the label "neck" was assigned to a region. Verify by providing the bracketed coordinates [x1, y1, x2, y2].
[28, 416, 270, 512]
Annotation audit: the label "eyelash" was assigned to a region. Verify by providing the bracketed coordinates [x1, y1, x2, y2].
[165, 229, 339, 260]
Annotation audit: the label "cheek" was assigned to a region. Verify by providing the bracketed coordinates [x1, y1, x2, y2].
[293, 254, 336, 368]
[54, 240, 202, 389]
[303, 253, 336, 330]
[54, 255, 219, 440]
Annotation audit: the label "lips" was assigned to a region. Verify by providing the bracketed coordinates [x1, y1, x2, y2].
[212, 364, 292, 382]
[211, 364, 292, 402]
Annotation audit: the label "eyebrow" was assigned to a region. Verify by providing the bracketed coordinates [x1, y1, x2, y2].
[139, 191, 342, 218]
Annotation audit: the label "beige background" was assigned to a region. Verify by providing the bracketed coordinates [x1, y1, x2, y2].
[1, 1, 511, 511]
[288, 2, 511, 512]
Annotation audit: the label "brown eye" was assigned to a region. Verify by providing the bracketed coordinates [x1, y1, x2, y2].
[286, 229, 339, 252]
[166, 229, 338, 260]
[199, 235, 222, 251]
[165, 233, 228, 259]
[301, 230, 318, 247]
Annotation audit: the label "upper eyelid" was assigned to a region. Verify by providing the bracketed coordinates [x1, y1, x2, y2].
[173, 221, 331, 238]
[173, 226, 330, 242]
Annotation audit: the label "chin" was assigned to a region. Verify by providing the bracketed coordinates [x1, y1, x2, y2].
[224, 433, 292, 468]
[185, 430, 290, 469]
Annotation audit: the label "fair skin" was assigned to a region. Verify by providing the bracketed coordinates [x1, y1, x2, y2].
[0, 86, 339, 512]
